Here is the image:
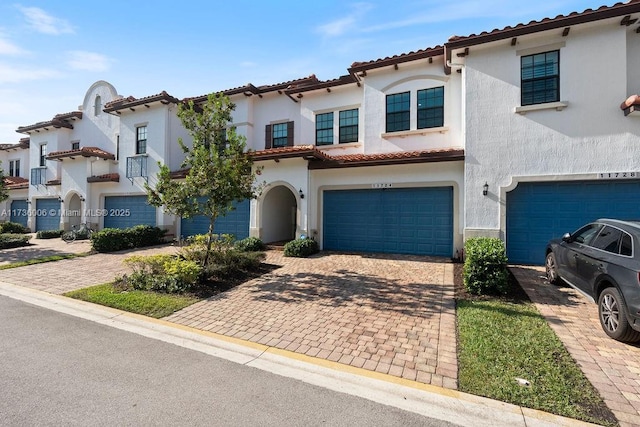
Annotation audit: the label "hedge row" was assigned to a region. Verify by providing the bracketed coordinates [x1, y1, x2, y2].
[0, 233, 32, 249]
[91, 225, 167, 253]
[0, 222, 29, 234]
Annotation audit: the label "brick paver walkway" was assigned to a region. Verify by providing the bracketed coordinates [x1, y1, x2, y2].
[0, 233, 92, 266]
[164, 251, 458, 388]
[1, 245, 178, 294]
[511, 266, 640, 427]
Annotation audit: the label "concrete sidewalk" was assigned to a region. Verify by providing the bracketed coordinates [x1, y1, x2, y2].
[0, 281, 597, 427]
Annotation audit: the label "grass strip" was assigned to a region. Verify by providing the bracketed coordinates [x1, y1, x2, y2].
[457, 299, 616, 426]
[0, 253, 90, 270]
[64, 283, 199, 318]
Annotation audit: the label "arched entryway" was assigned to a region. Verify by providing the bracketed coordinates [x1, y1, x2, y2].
[67, 193, 82, 230]
[260, 185, 298, 244]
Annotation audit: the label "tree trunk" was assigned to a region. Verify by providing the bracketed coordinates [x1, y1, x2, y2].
[203, 217, 215, 268]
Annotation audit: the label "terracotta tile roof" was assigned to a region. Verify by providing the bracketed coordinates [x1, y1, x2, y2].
[17, 111, 82, 134]
[251, 145, 333, 161]
[446, 1, 640, 48]
[186, 75, 324, 103]
[170, 146, 464, 176]
[4, 176, 29, 189]
[103, 91, 179, 113]
[87, 173, 120, 183]
[47, 146, 115, 161]
[349, 46, 444, 74]
[284, 74, 358, 95]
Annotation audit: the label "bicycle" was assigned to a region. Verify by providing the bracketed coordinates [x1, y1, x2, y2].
[62, 223, 95, 243]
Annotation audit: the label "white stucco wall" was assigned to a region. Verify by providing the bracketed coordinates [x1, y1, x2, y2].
[463, 20, 640, 238]
[252, 92, 302, 150]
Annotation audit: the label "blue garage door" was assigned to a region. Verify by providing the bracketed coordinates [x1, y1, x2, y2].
[10, 200, 28, 227]
[180, 199, 250, 239]
[104, 195, 156, 229]
[35, 198, 61, 232]
[323, 187, 453, 256]
[507, 180, 640, 265]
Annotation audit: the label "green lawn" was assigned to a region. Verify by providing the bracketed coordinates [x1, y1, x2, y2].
[64, 284, 199, 318]
[457, 299, 616, 426]
[0, 253, 89, 270]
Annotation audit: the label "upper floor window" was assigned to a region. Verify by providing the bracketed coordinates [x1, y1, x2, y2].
[94, 95, 102, 116]
[521, 50, 559, 106]
[39, 143, 47, 167]
[136, 125, 147, 154]
[9, 159, 20, 177]
[386, 92, 410, 132]
[339, 109, 358, 143]
[417, 87, 444, 129]
[71, 141, 80, 150]
[316, 112, 333, 146]
[265, 121, 294, 149]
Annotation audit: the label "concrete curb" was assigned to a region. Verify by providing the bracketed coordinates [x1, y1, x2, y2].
[0, 281, 599, 427]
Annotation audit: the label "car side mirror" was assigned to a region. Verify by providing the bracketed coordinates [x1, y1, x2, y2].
[561, 232, 572, 243]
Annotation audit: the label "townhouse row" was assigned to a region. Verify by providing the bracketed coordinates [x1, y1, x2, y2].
[1, 1, 639, 265]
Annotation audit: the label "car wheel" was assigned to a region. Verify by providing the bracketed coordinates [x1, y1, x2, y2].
[545, 252, 560, 285]
[598, 287, 640, 342]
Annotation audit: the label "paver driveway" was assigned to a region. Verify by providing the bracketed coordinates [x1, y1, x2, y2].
[165, 251, 458, 388]
[512, 266, 640, 427]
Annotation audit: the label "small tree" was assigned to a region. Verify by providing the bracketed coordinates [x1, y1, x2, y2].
[146, 93, 261, 267]
[0, 163, 8, 204]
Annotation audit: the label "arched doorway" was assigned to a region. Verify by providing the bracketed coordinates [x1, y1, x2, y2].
[260, 185, 297, 244]
[67, 194, 82, 230]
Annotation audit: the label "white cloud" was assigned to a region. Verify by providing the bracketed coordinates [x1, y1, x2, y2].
[66, 51, 112, 72]
[0, 37, 26, 55]
[17, 5, 74, 35]
[0, 63, 59, 83]
[316, 2, 374, 37]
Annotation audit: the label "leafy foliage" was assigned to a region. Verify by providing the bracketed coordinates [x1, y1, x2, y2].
[284, 238, 319, 258]
[235, 236, 265, 252]
[463, 237, 509, 295]
[0, 165, 7, 204]
[0, 222, 29, 234]
[90, 225, 166, 252]
[122, 254, 202, 294]
[146, 92, 262, 267]
[36, 229, 64, 239]
[0, 233, 32, 249]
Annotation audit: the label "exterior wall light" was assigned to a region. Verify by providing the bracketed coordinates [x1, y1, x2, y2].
[299, 188, 305, 199]
[483, 182, 489, 196]
[58, 196, 63, 202]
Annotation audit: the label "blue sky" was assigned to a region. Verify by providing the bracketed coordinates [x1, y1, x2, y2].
[0, 0, 617, 143]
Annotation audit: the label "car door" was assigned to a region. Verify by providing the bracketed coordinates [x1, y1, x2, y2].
[575, 225, 623, 297]
[556, 223, 603, 287]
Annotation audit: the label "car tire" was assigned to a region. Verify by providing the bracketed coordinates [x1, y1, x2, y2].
[598, 287, 640, 342]
[545, 252, 560, 285]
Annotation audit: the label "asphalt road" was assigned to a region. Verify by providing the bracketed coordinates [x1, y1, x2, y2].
[0, 295, 456, 426]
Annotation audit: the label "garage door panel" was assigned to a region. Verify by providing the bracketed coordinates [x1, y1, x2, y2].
[104, 196, 156, 229]
[10, 200, 28, 227]
[180, 199, 249, 239]
[35, 199, 61, 232]
[507, 180, 640, 265]
[324, 187, 452, 256]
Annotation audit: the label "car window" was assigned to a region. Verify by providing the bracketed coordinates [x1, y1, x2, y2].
[572, 224, 602, 245]
[590, 226, 623, 253]
[620, 232, 633, 256]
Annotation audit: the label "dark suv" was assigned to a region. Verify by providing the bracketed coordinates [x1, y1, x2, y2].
[545, 219, 640, 342]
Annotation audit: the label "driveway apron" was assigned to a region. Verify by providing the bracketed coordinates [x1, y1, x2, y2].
[511, 266, 640, 427]
[164, 252, 458, 388]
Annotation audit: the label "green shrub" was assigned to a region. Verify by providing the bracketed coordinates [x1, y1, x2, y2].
[284, 238, 319, 258]
[0, 222, 29, 234]
[122, 254, 202, 293]
[91, 226, 167, 252]
[463, 237, 509, 295]
[36, 229, 64, 239]
[235, 236, 265, 252]
[0, 233, 32, 249]
[205, 249, 265, 278]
